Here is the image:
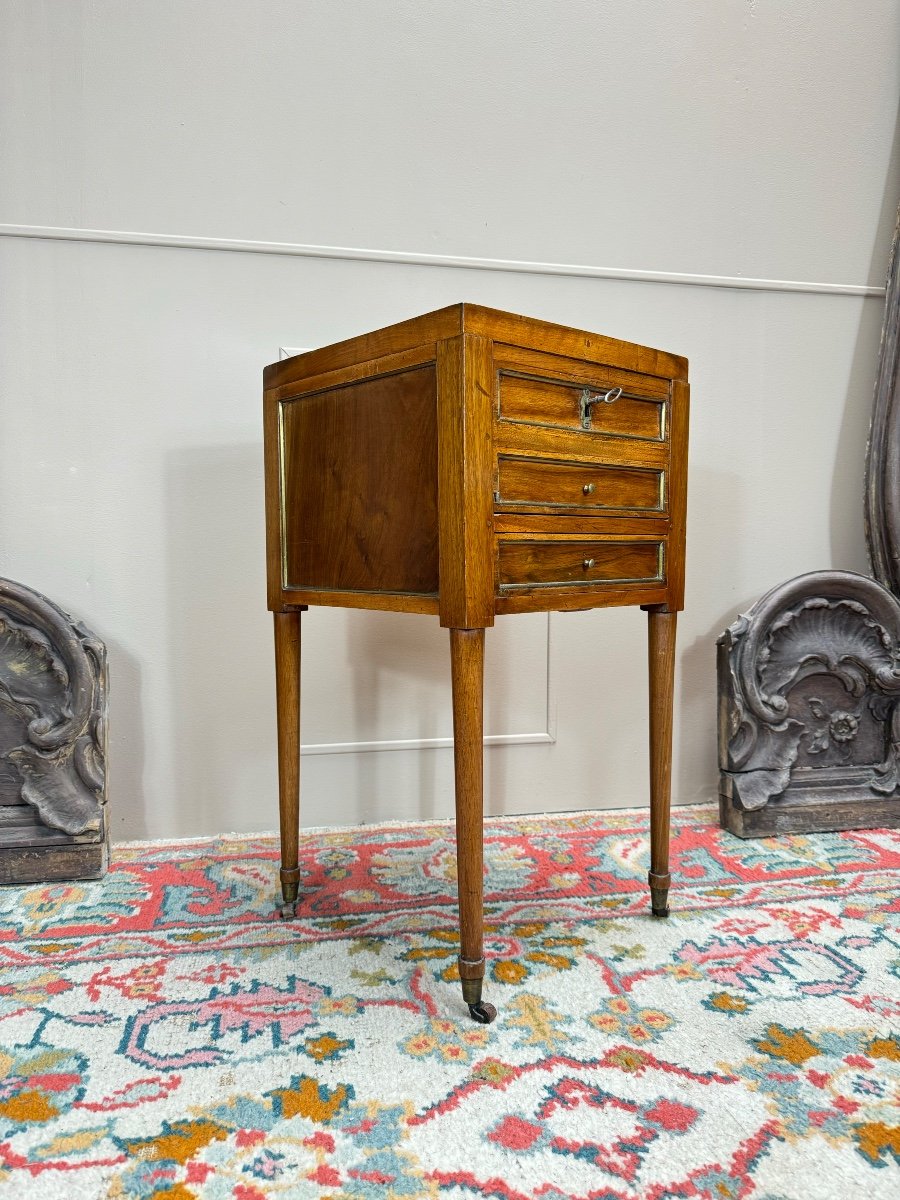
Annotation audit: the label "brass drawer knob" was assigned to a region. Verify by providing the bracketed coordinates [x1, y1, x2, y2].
[583, 558, 595, 570]
[583, 482, 596, 495]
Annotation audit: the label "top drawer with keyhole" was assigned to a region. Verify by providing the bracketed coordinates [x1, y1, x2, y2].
[500, 373, 667, 440]
[495, 346, 669, 443]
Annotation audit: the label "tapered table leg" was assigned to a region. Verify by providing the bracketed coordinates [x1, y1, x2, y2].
[647, 607, 677, 917]
[274, 609, 302, 917]
[450, 628, 496, 1024]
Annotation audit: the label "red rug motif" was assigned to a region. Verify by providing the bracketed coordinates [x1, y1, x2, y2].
[0, 804, 898, 1198]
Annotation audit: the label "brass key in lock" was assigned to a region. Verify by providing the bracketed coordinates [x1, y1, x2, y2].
[579, 386, 623, 429]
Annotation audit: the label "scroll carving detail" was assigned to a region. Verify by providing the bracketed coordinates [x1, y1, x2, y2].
[0, 578, 107, 848]
[719, 571, 900, 818]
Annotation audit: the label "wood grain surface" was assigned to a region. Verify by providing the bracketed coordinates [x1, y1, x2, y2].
[494, 420, 669, 471]
[496, 456, 664, 513]
[666, 379, 690, 611]
[436, 335, 495, 628]
[494, 512, 669, 537]
[263, 303, 687, 395]
[281, 366, 439, 594]
[647, 607, 677, 907]
[499, 538, 663, 589]
[274, 610, 302, 904]
[500, 375, 665, 440]
[450, 628, 486, 982]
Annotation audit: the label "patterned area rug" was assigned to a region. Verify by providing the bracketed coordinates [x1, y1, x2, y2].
[0, 805, 898, 1199]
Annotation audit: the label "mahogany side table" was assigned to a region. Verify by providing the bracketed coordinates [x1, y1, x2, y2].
[263, 304, 689, 1023]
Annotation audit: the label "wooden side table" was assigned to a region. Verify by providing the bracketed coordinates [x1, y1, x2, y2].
[264, 304, 689, 1023]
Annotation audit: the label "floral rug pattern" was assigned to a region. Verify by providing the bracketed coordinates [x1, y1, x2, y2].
[0, 805, 898, 1198]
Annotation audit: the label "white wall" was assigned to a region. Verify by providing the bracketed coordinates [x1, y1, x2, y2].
[1, 1, 898, 840]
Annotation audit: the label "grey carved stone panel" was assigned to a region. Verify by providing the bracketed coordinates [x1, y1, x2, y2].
[718, 571, 900, 835]
[0, 577, 108, 883]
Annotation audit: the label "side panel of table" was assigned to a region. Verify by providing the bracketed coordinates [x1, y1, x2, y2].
[264, 343, 443, 616]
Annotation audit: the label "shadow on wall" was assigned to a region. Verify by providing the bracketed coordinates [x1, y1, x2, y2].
[831, 298, 892, 575]
[676, 465, 746, 809]
[831, 111, 900, 570]
[339, 605, 526, 822]
[162, 443, 526, 831]
[339, 609, 529, 822]
[344, 610, 446, 823]
[102, 634, 147, 842]
[165, 442, 275, 836]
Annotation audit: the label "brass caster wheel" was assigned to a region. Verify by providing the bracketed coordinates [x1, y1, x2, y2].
[468, 1001, 497, 1024]
[460, 964, 495, 1022]
[278, 901, 297, 920]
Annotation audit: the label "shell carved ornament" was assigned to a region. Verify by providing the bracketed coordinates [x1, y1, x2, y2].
[718, 572, 900, 813]
[0, 577, 107, 836]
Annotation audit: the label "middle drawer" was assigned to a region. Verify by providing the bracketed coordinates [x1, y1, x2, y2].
[496, 454, 665, 514]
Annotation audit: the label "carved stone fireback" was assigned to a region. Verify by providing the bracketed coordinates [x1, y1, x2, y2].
[718, 571, 900, 835]
[0, 577, 108, 882]
[718, 206, 900, 836]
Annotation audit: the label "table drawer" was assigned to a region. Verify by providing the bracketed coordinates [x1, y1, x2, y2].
[498, 538, 665, 590]
[499, 371, 667, 441]
[496, 455, 664, 514]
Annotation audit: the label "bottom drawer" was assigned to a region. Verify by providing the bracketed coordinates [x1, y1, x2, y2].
[498, 538, 664, 590]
